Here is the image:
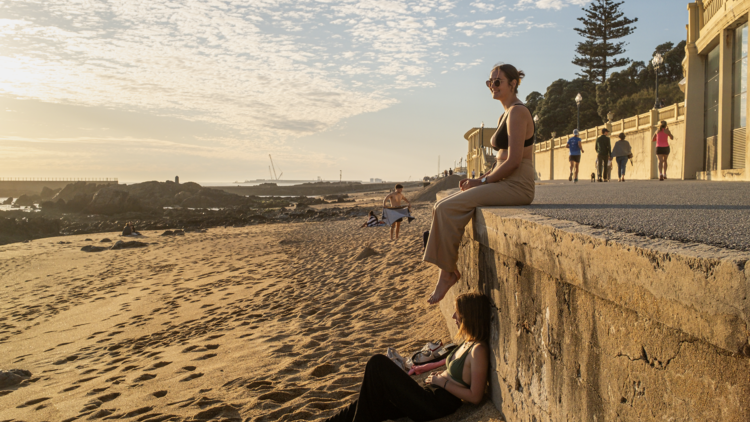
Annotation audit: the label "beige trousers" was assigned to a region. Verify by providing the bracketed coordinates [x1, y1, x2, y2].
[423, 159, 535, 272]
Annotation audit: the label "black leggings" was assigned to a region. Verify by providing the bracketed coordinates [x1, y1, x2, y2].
[324, 354, 462, 422]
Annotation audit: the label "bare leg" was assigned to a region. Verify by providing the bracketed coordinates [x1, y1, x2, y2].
[573, 162, 579, 180]
[663, 156, 668, 178]
[390, 224, 395, 240]
[394, 221, 401, 240]
[427, 268, 461, 305]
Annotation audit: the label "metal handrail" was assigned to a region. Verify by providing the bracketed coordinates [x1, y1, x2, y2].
[0, 178, 118, 182]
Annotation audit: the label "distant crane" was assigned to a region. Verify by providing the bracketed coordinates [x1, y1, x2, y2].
[269, 155, 283, 180]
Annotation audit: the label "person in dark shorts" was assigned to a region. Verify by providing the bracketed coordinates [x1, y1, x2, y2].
[566, 129, 584, 182]
[652, 120, 674, 180]
[595, 128, 611, 182]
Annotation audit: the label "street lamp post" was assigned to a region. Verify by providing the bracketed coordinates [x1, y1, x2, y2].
[533, 115, 539, 142]
[575, 93, 582, 131]
[652, 53, 664, 109]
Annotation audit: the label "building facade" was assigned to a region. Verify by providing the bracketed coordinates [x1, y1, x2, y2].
[685, 0, 750, 180]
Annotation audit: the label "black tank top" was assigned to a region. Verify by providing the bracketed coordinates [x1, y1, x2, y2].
[490, 104, 536, 151]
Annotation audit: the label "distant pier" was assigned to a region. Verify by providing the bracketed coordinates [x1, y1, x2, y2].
[0, 178, 118, 197]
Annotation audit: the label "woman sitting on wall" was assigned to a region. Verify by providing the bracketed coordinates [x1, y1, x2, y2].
[424, 63, 536, 304]
[323, 292, 491, 422]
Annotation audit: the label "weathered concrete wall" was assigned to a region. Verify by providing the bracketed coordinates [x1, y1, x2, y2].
[439, 201, 750, 421]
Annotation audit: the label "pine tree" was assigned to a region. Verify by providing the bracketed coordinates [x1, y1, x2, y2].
[572, 0, 638, 83]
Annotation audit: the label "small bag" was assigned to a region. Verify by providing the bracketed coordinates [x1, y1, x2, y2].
[627, 153, 633, 159]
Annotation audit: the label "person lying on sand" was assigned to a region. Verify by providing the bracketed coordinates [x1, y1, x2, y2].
[383, 184, 411, 241]
[360, 211, 385, 228]
[322, 292, 490, 422]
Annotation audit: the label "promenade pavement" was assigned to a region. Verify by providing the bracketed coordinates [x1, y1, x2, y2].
[529, 179, 750, 251]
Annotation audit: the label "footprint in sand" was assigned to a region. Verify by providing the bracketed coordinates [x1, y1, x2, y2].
[180, 372, 204, 382]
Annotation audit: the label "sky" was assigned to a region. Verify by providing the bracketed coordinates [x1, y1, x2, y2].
[0, 0, 690, 184]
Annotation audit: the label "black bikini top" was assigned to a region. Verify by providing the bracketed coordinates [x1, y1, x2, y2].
[490, 103, 536, 151]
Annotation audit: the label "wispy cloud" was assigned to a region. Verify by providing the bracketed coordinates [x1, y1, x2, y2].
[515, 0, 589, 11]
[0, 0, 559, 161]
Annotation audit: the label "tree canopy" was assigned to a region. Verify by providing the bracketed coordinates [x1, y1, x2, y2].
[572, 0, 638, 83]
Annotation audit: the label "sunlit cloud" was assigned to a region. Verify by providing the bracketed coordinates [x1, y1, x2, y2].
[0, 0, 559, 168]
[515, 0, 590, 10]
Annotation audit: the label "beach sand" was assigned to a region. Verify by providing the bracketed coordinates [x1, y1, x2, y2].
[0, 203, 503, 422]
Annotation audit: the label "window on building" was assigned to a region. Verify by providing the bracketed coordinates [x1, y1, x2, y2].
[705, 45, 720, 137]
[733, 23, 748, 129]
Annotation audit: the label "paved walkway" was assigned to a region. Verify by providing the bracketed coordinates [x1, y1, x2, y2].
[528, 179, 750, 251]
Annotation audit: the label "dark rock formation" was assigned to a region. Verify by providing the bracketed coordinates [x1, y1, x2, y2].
[14, 195, 39, 207]
[110, 240, 148, 250]
[81, 245, 107, 252]
[53, 181, 105, 202]
[100, 238, 112, 243]
[1, 197, 13, 205]
[40, 187, 62, 201]
[0, 369, 31, 388]
[84, 186, 145, 215]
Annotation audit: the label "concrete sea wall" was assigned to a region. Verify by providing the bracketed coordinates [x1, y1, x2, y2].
[438, 200, 750, 420]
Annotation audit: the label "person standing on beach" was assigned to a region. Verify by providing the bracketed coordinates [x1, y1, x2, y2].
[383, 184, 411, 241]
[566, 129, 584, 182]
[423, 63, 536, 304]
[595, 128, 611, 182]
[652, 120, 674, 180]
[611, 133, 632, 182]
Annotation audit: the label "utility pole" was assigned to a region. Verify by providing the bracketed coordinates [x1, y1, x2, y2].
[340, 170, 342, 183]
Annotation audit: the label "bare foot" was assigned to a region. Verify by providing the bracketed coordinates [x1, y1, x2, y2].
[427, 269, 461, 305]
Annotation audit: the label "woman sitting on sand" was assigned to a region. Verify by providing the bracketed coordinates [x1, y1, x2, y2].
[323, 292, 490, 422]
[424, 63, 536, 304]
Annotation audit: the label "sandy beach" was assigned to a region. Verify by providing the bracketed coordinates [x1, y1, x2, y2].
[0, 202, 502, 422]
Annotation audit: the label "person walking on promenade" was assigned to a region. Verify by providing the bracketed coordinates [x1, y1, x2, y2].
[322, 293, 491, 422]
[611, 133, 632, 182]
[449, 168, 453, 176]
[595, 128, 611, 182]
[471, 169, 475, 178]
[423, 63, 535, 304]
[652, 120, 674, 181]
[566, 129, 584, 182]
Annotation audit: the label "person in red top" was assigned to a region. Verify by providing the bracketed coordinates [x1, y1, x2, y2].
[652, 120, 674, 181]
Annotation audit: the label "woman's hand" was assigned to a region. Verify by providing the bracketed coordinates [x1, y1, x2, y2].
[425, 371, 448, 388]
[458, 178, 468, 188]
[460, 179, 482, 192]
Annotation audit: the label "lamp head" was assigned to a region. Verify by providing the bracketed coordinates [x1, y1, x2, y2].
[652, 53, 663, 68]
[533, 115, 539, 123]
[551, 132, 556, 138]
[575, 93, 582, 105]
[607, 111, 614, 121]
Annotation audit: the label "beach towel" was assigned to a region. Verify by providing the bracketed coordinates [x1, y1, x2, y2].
[365, 215, 385, 227]
[382, 207, 416, 226]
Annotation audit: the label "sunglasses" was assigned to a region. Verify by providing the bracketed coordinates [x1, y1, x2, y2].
[486, 78, 505, 88]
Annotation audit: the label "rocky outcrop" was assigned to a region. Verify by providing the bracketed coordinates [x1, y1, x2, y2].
[53, 181, 105, 202]
[14, 194, 39, 207]
[0, 216, 60, 245]
[110, 240, 148, 250]
[40, 186, 61, 201]
[1, 197, 13, 205]
[84, 186, 145, 215]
